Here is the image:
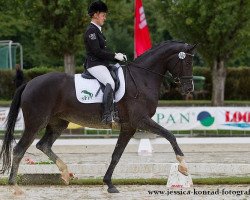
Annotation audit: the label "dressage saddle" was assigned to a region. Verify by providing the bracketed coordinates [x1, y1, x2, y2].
[81, 64, 123, 96]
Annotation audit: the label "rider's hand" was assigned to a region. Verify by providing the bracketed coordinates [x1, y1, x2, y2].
[115, 53, 127, 62]
[123, 54, 127, 61]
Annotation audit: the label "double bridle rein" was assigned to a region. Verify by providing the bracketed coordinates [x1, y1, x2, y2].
[124, 51, 194, 98]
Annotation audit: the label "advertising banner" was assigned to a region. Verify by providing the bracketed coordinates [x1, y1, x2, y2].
[0, 107, 24, 131]
[216, 107, 250, 130]
[152, 107, 217, 130]
[0, 107, 249, 131]
[152, 107, 250, 131]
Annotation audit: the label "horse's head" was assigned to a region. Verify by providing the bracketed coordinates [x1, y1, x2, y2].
[130, 41, 197, 96]
[166, 43, 197, 94]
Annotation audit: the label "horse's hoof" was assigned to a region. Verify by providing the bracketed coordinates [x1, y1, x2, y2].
[12, 185, 24, 195]
[14, 190, 24, 196]
[178, 164, 189, 176]
[107, 187, 119, 193]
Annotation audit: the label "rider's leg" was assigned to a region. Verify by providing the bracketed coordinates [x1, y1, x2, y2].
[87, 65, 115, 90]
[102, 83, 114, 123]
[87, 65, 116, 124]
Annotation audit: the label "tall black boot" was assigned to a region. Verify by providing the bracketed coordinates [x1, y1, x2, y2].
[101, 84, 114, 124]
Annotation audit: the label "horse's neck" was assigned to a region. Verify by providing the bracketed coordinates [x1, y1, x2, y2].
[136, 56, 166, 83]
[130, 59, 166, 97]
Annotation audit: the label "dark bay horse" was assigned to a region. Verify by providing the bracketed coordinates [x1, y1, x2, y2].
[0, 41, 196, 194]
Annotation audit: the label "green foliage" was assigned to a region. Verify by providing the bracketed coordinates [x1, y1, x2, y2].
[0, 0, 63, 67]
[160, 0, 250, 65]
[24, 0, 88, 58]
[24, 66, 62, 80]
[0, 66, 84, 99]
[160, 67, 250, 100]
[143, 0, 172, 43]
[226, 67, 250, 100]
[0, 66, 250, 100]
[102, 0, 134, 59]
[0, 70, 15, 99]
[0, 0, 28, 39]
[0, 0, 250, 68]
[105, 24, 133, 59]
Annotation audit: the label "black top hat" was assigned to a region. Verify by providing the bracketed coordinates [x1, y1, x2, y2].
[88, 0, 108, 17]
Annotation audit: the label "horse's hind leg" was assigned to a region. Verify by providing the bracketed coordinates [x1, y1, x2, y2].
[138, 117, 188, 176]
[36, 119, 70, 184]
[103, 123, 136, 193]
[9, 127, 40, 195]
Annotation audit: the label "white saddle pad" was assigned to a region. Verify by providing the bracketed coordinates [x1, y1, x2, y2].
[74, 64, 125, 103]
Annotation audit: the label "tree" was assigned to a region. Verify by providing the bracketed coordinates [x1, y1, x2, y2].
[159, 0, 250, 105]
[0, 0, 67, 67]
[0, 0, 27, 40]
[105, 0, 134, 59]
[24, 0, 89, 75]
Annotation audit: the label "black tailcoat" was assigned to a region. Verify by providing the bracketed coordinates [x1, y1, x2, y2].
[84, 23, 115, 69]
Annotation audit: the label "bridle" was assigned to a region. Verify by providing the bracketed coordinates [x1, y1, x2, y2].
[169, 51, 194, 84]
[124, 51, 194, 98]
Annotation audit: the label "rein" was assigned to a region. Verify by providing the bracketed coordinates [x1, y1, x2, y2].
[125, 52, 194, 79]
[125, 60, 170, 79]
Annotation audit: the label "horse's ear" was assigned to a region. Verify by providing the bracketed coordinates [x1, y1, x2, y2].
[188, 43, 198, 52]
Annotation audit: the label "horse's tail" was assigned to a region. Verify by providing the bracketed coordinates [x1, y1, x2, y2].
[0, 83, 27, 174]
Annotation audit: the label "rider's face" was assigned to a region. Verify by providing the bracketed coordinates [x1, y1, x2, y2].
[93, 12, 107, 26]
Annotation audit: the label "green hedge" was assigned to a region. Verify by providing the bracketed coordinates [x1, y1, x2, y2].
[0, 70, 15, 100]
[225, 67, 250, 100]
[0, 66, 250, 100]
[162, 67, 250, 100]
[192, 67, 250, 100]
[0, 66, 83, 99]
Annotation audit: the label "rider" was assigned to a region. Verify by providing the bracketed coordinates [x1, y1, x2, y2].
[84, 0, 127, 124]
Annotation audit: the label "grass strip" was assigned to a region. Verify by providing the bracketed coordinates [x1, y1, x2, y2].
[0, 177, 250, 186]
[193, 177, 250, 185]
[0, 100, 11, 107]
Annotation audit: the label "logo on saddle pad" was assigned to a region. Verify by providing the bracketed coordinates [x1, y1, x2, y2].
[81, 90, 93, 100]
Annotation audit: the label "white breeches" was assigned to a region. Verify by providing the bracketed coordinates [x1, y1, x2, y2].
[87, 65, 115, 90]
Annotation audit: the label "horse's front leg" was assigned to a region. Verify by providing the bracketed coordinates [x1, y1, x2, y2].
[103, 123, 136, 193]
[137, 117, 188, 176]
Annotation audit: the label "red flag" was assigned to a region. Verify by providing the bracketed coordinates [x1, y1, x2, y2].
[134, 0, 152, 58]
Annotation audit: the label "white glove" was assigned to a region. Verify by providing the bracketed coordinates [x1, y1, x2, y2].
[115, 53, 127, 61]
